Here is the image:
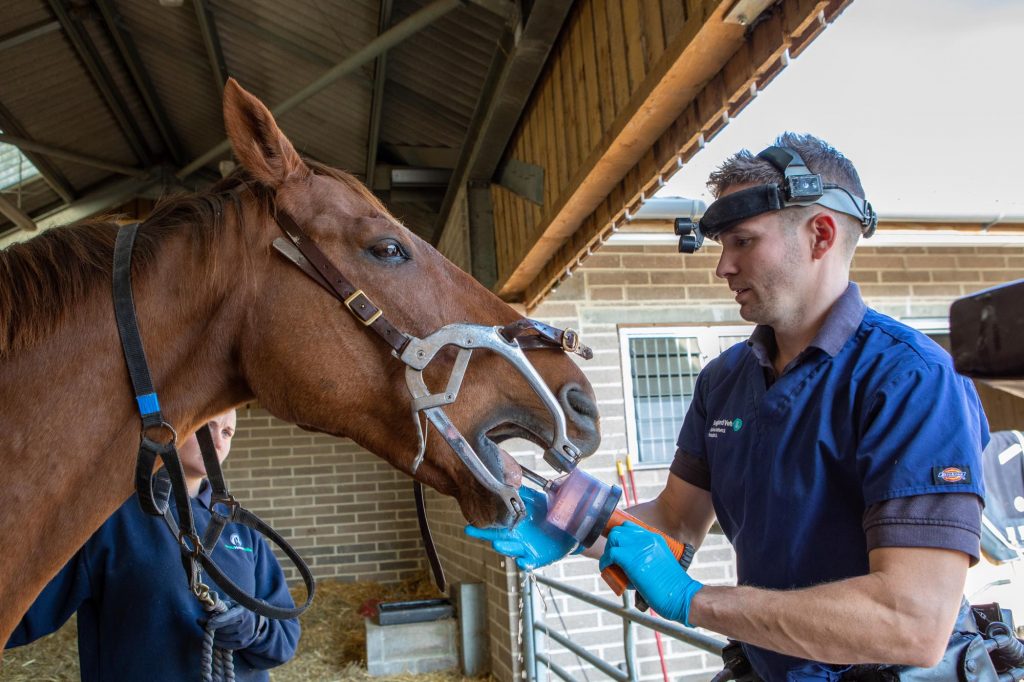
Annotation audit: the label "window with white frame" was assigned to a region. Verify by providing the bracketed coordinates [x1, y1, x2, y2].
[620, 325, 753, 465]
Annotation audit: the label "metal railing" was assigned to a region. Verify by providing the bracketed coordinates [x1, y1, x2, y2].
[521, 572, 728, 682]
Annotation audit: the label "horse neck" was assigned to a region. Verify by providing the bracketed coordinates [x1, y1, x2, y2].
[0, 219, 253, 639]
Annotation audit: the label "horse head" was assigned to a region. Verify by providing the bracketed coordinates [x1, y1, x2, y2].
[220, 79, 600, 526]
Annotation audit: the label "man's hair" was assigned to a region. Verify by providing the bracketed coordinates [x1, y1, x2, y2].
[706, 132, 867, 257]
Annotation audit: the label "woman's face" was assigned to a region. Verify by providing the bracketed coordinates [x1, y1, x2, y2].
[178, 410, 237, 480]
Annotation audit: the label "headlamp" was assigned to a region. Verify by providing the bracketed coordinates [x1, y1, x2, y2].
[674, 145, 878, 253]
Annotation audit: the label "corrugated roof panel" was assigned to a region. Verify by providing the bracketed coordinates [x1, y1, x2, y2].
[217, 16, 373, 173]
[7, 3, 53, 33]
[0, 141, 40, 190]
[113, 1, 225, 164]
[381, 0, 505, 149]
[0, 27, 133, 191]
[2, 0, 533, 232]
[81, 14, 164, 163]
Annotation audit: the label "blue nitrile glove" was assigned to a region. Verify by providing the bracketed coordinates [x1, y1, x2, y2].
[599, 521, 703, 627]
[464, 487, 579, 570]
[206, 604, 266, 651]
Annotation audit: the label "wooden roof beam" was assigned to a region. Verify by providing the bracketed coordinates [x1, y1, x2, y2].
[194, 0, 230, 98]
[0, 102, 75, 204]
[364, 0, 394, 189]
[95, 0, 187, 166]
[47, 0, 154, 167]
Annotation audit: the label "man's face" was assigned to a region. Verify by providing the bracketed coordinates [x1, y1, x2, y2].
[713, 190, 809, 327]
[178, 410, 237, 480]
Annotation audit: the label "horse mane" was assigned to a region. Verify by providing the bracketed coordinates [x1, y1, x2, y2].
[0, 161, 382, 358]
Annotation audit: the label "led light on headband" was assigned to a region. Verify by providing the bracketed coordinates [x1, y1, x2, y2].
[673, 145, 878, 253]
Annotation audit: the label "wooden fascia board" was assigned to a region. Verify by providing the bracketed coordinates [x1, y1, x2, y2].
[495, 0, 746, 297]
[519, 0, 853, 308]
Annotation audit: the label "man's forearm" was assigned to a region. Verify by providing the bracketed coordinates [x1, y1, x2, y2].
[689, 562, 962, 667]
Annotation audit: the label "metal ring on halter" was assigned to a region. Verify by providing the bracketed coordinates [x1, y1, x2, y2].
[143, 420, 178, 446]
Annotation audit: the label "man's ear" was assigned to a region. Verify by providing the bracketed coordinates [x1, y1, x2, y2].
[808, 212, 839, 260]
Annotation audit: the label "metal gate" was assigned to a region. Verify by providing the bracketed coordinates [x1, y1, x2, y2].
[521, 572, 727, 681]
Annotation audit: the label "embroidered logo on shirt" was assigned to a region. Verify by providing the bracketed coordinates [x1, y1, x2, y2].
[224, 532, 253, 553]
[932, 466, 971, 485]
[709, 417, 743, 439]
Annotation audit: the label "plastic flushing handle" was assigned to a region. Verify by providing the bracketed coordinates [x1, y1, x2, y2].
[600, 508, 696, 597]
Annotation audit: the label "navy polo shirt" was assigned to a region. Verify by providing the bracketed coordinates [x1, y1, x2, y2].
[672, 283, 988, 681]
[7, 478, 300, 681]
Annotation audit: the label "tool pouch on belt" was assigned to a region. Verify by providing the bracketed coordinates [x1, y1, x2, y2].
[843, 599, 1023, 682]
[711, 640, 764, 682]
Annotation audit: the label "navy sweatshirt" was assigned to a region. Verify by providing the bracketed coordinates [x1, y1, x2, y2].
[6, 480, 300, 681]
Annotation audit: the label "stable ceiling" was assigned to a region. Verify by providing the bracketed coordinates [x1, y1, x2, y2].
[0, 0, 553, 241]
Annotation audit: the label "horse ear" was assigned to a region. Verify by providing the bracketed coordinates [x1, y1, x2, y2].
[223, 78, 308, 187]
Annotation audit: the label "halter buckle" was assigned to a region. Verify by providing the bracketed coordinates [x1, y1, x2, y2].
[561, 328, 580, 353]
[344, 289, 383, 326]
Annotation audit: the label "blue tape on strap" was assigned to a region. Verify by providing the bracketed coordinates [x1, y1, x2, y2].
[136, 392, 160, 416]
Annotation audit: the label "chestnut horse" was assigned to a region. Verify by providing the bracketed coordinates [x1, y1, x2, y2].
[0, 79, 600, 644]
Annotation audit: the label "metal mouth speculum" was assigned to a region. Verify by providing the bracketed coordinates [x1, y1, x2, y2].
[399, 323, 587, 525]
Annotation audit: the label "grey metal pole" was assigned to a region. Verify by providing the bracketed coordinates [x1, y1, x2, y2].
[622, 593, 639, 682]
[0, 193, 36, 232]
[532, 573, 726, 654]
[175, 0, 463, 180]
[534, 654, 578, 682]
[534, 622, 628, 681]
[0, 133, 146, 177]
[521, 574, 538, 682]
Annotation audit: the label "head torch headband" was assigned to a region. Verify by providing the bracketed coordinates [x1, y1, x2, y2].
[674, 146, 878, 253]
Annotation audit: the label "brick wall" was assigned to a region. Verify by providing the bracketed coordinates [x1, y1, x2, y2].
[225, 408, 427, 585]
[224, 241, 1023, 681]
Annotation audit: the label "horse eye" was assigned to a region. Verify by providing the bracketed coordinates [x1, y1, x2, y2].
[369, 239, 408, 262]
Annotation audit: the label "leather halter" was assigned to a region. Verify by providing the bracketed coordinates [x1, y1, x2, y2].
[113, 223, 314, 620]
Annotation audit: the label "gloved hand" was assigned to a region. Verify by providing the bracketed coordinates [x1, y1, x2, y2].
[464, 487, 579, 570]
[205, 604, 266, 651]
[599, 522, 703, 627]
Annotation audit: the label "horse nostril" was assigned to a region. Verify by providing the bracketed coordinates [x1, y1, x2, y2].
[562, 384, 598, 421]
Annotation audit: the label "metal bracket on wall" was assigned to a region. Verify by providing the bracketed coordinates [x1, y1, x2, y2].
[495, 158, 544, 206]
[468, 185, 497, 289]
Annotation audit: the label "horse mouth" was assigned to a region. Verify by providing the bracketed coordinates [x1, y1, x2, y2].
[468, 414, 563, 527]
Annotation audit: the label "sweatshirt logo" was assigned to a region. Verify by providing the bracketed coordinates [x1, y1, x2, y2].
[708, 417, 744, 439]
[225, 532, 253, 553]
